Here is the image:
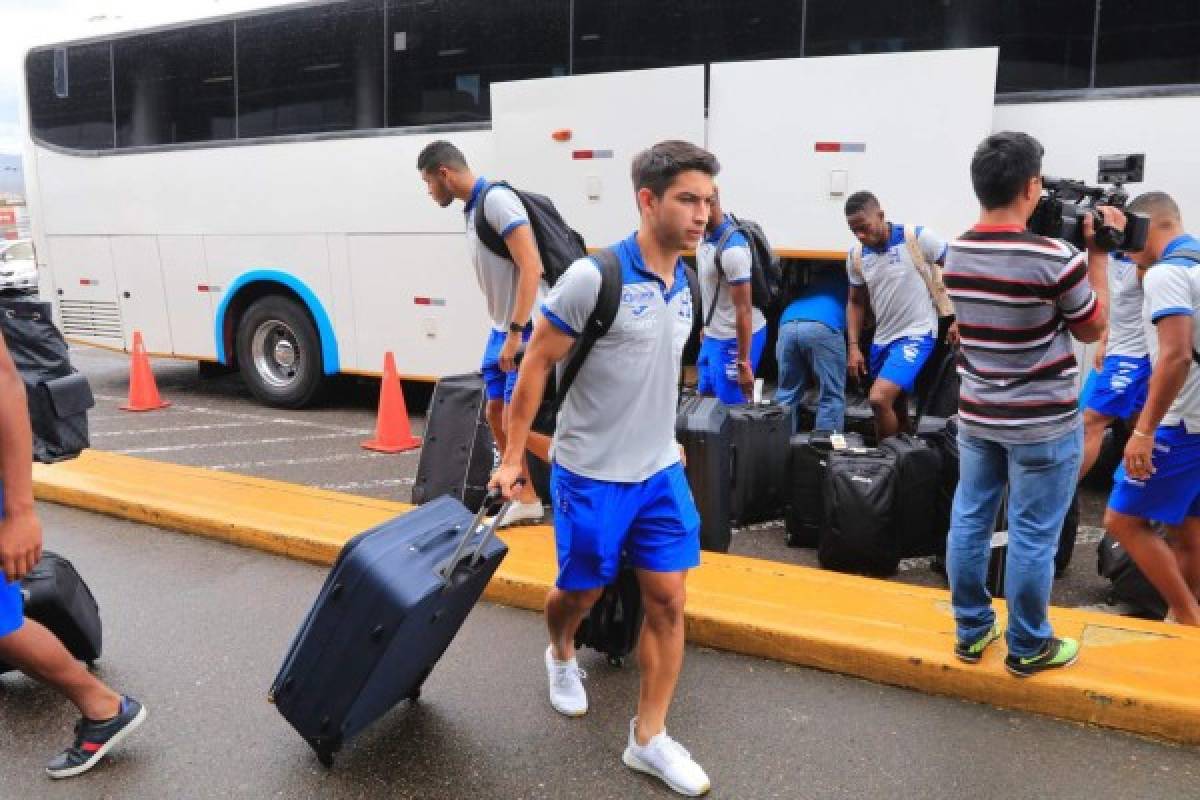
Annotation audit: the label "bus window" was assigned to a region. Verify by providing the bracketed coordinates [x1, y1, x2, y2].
[1096, 0, 1200, 88]
[572, 0, 706, 75]
[237, 0, 385, 138]
[805, 0, 1094, 93]
[386, 0, 569, 128]
[26, 43, 115, 150]
[702, 1, 805, 64]
[114, 22, 236, 148]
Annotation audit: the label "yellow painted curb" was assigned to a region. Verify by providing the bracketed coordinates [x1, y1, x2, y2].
[34, 450, 1200, 746]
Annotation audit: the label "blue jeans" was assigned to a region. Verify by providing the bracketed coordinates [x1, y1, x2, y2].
[775, 320, 846, 433]
[947, 427, 1082, 658]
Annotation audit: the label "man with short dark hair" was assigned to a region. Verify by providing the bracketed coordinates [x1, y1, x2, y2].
[0, 333, 145, 779]
[417, 140, 546, 526]
[944, 131, 1122, 676]
[491, 140, 714, 796]
[1105, 191, 1200, 626]
[844, 191, 951, 441]
[695, 189, 766, 403]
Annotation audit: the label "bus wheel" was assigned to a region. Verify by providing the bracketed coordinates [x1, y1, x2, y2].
[235, 295, 326, 408]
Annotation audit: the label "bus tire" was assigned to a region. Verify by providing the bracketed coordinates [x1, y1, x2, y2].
[235, 295, 326, 408]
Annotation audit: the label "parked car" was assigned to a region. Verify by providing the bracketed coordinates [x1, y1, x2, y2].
[0, 239, 37, 291]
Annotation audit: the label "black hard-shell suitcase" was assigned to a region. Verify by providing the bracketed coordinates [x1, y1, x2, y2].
[1097, 532, 1167, 620]
[675, 396, 732, 553]
[574, 564, 643, 667]
[728, 403, 790, 525]
[270, 494, 508, 767]
[411, 373, 495, 511]
[0, 551, 102, 673]
[784, 430, 865, 547]
[0, 300, 94, 463]
[819, 448, 900, 576]
[880, 434, 945, 557]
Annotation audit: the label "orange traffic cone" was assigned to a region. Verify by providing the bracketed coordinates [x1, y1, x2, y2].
[362, 352, 421, 453]
[121, 331, 170, 412]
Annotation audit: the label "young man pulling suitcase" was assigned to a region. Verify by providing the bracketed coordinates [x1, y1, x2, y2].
[418, 140, 548, 527]
[0, 333, 145, 778]
[491, 140, 715, 796]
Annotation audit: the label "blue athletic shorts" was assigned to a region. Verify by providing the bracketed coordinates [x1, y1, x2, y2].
[480, 326, 532, 404]
[1109, 423, 1200, 525]
[870, 333, 936, 394]
[0, 483, 21, 639]
[549, 462, 701, 591]
[696, 328, 768, 405]
[1081, 355, 1151, 419]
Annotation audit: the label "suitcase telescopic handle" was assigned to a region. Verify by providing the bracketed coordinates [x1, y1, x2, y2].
[437, 483, 520, 583]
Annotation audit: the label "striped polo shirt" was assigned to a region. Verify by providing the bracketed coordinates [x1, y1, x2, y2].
[943, 224, 1099, 444]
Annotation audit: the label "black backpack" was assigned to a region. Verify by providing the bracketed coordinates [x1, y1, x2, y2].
[705, 214, 783, 325]
[473, 181, 588, 287]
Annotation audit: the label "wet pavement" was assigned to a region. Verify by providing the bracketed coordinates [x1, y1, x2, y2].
[1, 502, 1196, 799]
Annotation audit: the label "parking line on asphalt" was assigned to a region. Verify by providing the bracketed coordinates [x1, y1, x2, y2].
[211, 452, 395, 471]
[319, 478, 414, 492]
[92, 421, 273, 437]
[92, 394, 377, 435]
[116, 431, 366, 455]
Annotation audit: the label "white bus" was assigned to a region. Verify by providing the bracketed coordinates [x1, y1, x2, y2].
[18, 0, 1200, 407]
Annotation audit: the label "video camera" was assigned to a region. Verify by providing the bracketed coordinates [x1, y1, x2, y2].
[1027, 154, 1150, 252]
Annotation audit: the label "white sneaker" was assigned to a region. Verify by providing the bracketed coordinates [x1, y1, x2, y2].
[622, 718, 711, 796]
[497, 500, 544, 528]
[544, 646, 588, 717]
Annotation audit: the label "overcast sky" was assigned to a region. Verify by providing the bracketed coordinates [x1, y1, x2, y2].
[0, 0, 295, 155]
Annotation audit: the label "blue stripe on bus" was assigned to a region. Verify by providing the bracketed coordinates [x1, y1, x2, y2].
[213, 270, 340, 375]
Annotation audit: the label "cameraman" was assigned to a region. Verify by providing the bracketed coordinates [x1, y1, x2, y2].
[943, 132, 1122, 676]
[1105, 192, 1200, 626]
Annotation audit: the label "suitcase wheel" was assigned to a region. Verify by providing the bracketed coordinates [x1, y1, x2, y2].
[607, 655, 623, 668]
[310, 737, 340, 769]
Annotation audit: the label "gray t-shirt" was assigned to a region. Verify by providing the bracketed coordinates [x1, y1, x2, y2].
[847, 223, 944, 344]
[540, 233, 695, 482]
[1106, 253, 1148, 358]
[696, 218, 767, 341]
[1142, 235, 1200, 431]
[463, 178, 545, 331]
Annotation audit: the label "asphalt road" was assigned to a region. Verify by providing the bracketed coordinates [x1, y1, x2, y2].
[70, 345, 1126, 612]
[1, 502, 1196, 799]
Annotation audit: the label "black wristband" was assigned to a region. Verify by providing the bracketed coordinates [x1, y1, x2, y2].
[509, 321, 526, 334]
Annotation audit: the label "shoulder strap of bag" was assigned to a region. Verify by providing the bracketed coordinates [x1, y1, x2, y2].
[850, 244, 865, 285]
[473, 181, 514, 261]
[705, 224, 742, 328]
[553, 248, 622, 411]
[905, 224, 955, 317]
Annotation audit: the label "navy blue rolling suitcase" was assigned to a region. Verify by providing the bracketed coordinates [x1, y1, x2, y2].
[270, 493, 509, 767]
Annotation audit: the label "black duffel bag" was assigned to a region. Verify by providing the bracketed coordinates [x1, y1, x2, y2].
[0, 300, 94, 462]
